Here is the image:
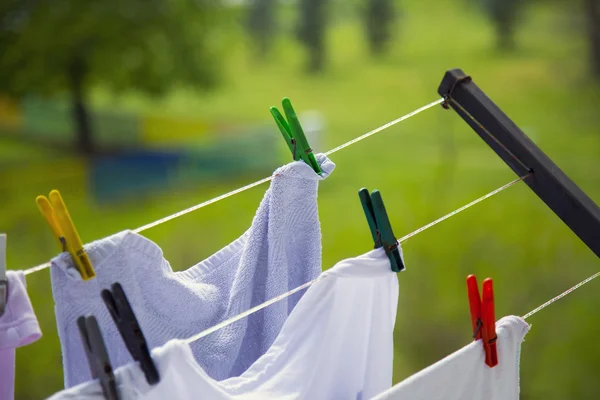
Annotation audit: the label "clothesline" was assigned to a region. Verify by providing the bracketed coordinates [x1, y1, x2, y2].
[23, 98, 444, 275]
[521, 271, 600, 319]
[20, 96, 600, 333]
[187, 175, 527, 343]
[168, 169, 598, 345]
[134, 97, 447, 231]
[14, 93, 600, 398]
[187, 270, 600, 344]
[187, 245, 599, 346]
[184, 173, 533, 344]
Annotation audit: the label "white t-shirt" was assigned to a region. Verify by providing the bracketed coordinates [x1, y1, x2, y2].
[48, 247, 400, 400]
[372, 316, 530, 400]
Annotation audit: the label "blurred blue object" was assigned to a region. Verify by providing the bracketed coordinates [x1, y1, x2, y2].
[90, 150, 182, 204]
[89, 124, 282, 204]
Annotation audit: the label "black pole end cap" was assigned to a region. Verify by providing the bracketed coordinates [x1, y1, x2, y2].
[438, 69, 471, 104]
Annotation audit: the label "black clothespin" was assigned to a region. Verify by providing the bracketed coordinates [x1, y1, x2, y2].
[77, 315, 120, 400]
[358, 188, 405, 272]
[101, 283, 160, 385]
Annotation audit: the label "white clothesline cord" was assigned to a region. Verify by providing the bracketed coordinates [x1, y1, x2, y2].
[140, 97, 444, 232]
[24, 261, 54, 275]
[187, 269, 600, 344]
[24, 98, 444, 276]
[323, 99, 445, 156]
[398, 175, 528, 243]
[132, 176, 275, 233]
[187, 176, 526, 343]
[186, 276, 325, 344]
[522, 271, 600, 320]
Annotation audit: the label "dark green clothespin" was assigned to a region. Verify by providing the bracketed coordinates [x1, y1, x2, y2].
[270, 97, 322, 175]
[358, 188, 405, 272]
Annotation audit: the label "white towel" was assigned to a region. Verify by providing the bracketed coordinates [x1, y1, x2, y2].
[50, 154, 335, 387]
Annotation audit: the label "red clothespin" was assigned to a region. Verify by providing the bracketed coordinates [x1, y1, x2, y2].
[466, 275, 498, 367]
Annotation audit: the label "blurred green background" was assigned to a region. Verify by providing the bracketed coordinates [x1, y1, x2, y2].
[1, 0, 600, 398]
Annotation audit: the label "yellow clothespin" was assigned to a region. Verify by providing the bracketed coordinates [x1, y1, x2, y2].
[36, 190, 95, 280]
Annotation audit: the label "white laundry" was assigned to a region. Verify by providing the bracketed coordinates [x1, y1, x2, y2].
[50, 154, 335, 387]
[48, 247, 400, 400]
[372, 315, 530, 400]
[0, 271, 42, 400]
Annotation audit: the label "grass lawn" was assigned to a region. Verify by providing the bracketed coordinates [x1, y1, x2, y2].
[3, 1, 600, 398]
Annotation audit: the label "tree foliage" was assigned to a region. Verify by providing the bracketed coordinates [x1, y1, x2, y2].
[0, 0, 222, 153]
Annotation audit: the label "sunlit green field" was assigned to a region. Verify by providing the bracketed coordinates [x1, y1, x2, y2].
[2, 1, 600, 398]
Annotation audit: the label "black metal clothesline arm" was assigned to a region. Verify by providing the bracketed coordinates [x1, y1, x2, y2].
[438, 68, 600, 259]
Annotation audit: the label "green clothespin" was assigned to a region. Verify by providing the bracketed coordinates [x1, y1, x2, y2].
[359, 189, 381, 248]
[358, 188, 405, 272]
[270, 97, 322, 175]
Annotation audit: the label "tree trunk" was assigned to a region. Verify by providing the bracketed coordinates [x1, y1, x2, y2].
[496, 21, 515, 51]
[586, 0, 600, 79]
[67, 57, 94, 155]
[297, 0, 327, 73]
[246, 0, 276, 60]
[307, 40, 325, 73]
[365, 0, 396, 56]
[484, 0, 518, 51]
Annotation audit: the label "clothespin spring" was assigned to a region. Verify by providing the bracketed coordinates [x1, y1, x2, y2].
[472, 319, 482, 339]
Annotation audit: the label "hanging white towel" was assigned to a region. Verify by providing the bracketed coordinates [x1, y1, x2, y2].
[50, 154, 335, 387]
